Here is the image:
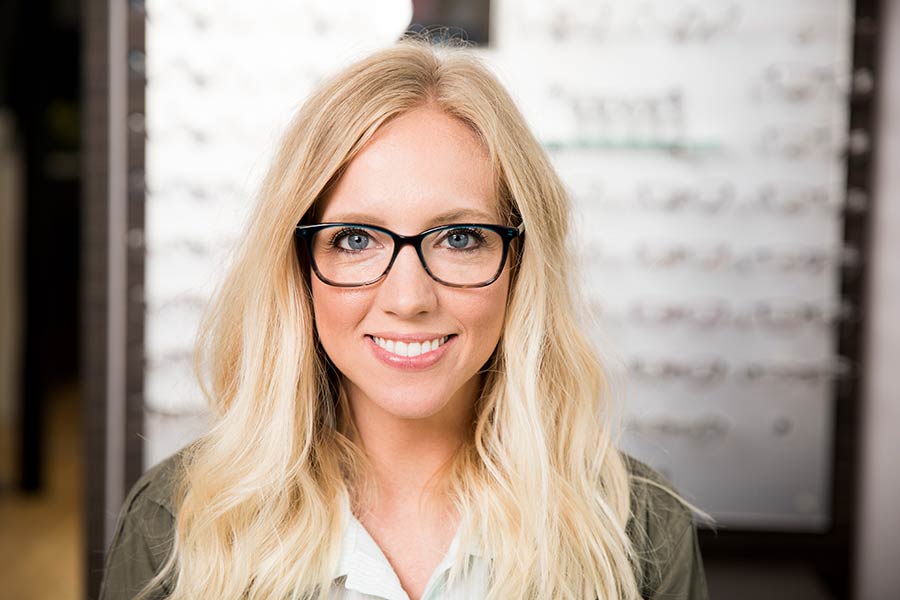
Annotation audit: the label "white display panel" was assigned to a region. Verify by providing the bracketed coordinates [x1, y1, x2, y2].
[144, 0, 854, 530]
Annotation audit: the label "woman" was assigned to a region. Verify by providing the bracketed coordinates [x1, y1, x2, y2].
[101, 39, 708, 600]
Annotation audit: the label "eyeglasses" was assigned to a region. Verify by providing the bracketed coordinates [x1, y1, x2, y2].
[294, 222, 524, 288]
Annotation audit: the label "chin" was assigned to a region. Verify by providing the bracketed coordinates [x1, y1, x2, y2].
[369, 391, 452, 420]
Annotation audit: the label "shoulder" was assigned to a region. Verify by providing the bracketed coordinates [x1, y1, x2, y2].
[623, 453, 695, 547]
[112, 446, 188, 549]
[124, 447, 188, 517]
[622, 453, 709, 600]
[99, 448, 190, 600]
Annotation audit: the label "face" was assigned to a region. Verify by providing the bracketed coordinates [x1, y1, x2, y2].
[310, 106, 510, 424]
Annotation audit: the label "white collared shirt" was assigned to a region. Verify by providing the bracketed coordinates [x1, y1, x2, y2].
[332, 500, 489, 600]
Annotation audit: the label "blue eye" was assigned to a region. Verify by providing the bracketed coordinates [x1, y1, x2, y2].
[448, 232, 470, 248]
[332, 229, 372, 251]
[441, 228, 486, 250]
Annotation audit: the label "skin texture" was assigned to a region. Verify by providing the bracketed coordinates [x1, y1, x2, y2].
[310, 105, 511, 599]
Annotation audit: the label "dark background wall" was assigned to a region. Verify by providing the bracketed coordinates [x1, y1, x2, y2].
[1, 0, 82, 491]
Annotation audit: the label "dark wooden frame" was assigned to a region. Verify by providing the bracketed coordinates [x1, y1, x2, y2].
[83, 1, 146, 597]
[697, 2, 881, 599]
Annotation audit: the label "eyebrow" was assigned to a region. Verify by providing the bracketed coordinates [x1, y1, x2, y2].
[322, 208, 498, 228]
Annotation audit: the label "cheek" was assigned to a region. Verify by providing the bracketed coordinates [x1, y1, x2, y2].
[310, 280, 370, 347]
[453, 276, 510, 356]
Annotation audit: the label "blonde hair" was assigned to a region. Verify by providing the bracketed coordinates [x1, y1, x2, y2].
[146, 39, 651, 599]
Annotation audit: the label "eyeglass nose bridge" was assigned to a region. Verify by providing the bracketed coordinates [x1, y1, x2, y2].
[378, 231, 440, 284]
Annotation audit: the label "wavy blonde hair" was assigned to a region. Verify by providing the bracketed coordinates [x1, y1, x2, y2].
[145, 39, 650, 600]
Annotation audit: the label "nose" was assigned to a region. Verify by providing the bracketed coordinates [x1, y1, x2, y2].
[376, 244, 438, 317]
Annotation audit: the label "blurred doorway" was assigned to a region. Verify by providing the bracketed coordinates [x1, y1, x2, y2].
[0, 1, 84, 599]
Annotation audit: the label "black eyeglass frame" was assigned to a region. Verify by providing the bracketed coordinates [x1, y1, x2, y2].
[294, 222, 525, 288]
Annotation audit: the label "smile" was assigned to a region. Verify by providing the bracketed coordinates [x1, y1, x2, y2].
[370, 335, 450, 358]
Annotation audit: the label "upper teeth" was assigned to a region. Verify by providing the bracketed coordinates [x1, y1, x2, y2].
[372, 336, 449, 357]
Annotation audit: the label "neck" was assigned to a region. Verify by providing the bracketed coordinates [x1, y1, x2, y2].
[346, 378, 478, 512]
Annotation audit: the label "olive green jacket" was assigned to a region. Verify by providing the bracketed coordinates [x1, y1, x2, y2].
[99, 450, 708, 600]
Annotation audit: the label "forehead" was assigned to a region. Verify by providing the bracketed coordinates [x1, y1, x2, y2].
[317, 106, 499, 231]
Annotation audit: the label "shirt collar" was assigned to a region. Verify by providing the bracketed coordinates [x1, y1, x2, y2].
[333, 495, 484, 598]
